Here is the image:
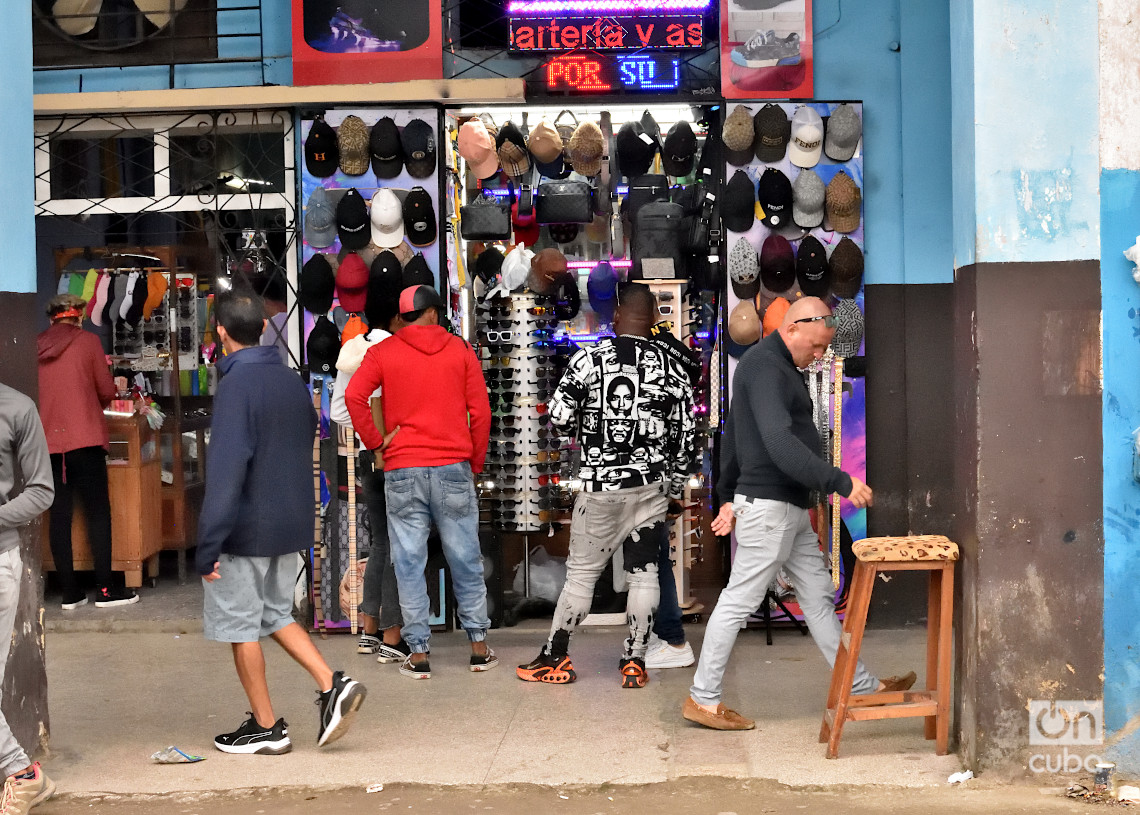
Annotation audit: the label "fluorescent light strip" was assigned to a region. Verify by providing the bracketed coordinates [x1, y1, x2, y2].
[566, 260, 632, 269]
[508, 0, 711, 12]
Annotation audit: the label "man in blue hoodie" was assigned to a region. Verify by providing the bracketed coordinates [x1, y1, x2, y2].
[198, 288, 365, 755]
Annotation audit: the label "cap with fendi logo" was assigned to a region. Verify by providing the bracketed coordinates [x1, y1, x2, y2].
[788, 105, 824, 169]
[401, 118, 437, 179]
[305, 117, 339, 178]
[336, 188, 370, 251]
[337, 115, 370, 176]
[753, 104, 791, 164]
[370, 116, 404, 179]
[756, 167, 793, 230]
[825, 171, 862, 234]
[402, 187, 438, 248]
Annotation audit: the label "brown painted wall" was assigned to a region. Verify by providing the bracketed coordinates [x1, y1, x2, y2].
[951, 262, 1103, 771]
[0, 291, 50, 759]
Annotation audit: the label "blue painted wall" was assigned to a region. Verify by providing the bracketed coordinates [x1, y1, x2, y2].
[949, 0, 975, 270]
[814, 0, 953, 285]
[1103, 168, 1140, 769]
[0, 6, 35, 294]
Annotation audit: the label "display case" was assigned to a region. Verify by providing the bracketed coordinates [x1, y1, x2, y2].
[158, 396, 210, 583]
[42, 412, 163, 588]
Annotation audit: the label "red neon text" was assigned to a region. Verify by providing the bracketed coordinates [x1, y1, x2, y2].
[545, 55, 612, 91]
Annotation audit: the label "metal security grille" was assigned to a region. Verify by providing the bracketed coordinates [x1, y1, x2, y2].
[34, 110, 301, 366]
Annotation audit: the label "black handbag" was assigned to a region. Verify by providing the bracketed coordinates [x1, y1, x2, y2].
[623, 174, 670, 220]
[535, 180, 593, 224]
[631, 201, 684, 279]
[460, 190, 511, 240]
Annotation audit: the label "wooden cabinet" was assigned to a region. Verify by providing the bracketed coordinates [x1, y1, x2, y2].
[158, 400, 210, 583]
[42, 413, 163, 588]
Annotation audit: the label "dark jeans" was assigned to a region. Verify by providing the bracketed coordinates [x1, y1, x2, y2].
[653, 522, 686, 646]
[359, 467, 402, 631]
[49, 446, 113, 593]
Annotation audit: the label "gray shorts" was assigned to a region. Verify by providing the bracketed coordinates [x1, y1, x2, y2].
[203, 553, 301, 643]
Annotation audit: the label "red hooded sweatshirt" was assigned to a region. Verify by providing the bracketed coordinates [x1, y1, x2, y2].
[37, 322, 115, 455]
[345, 324, 491, 473]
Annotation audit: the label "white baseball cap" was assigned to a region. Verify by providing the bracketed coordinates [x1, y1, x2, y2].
[788, 106, 824, 168]
[369, 189, 404, 248]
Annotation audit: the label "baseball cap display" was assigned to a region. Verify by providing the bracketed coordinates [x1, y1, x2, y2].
[299, 254, 336, 314]
[788, 106, 824, 168]
[756, 168, 793, 230]
[337, 115, 370, 176]
[722, 169, 756, 234]
[760, 234, 796, 293]
[728, 237, 761, 300]
[830, 298, 864, 358]
[458, 118, 500, 180]
[616, 121, 659, 179]
[826, 171, 862, 233]
[762, 296, 791, 337]
[548, 223, 579, 244]
[369, 189, 404, 248]
[336, 188, 370, 251]
[401, 118, 437, 179]
[306, 316, 340, 375]
[830, 237, 865, 298]
[528, 120, 570, 179]
[399, 284, 444, 316]
[568, 121, 605, 177]
[370, 117, 404, 179]
[305, 118, 339, 178]
[529, 248, 569, 295]
[335, 253, 369, 313]
[662, 120, 697, 177]
[402, 187, 437, 248]
[722, 106, 756, 167]
[825, 103, 862, 162]
[796, 235, 831, 298]
[368, 250, 404, 318]
[587, 261, 619, 322]
[792, 168, 825, 229]
[729, 300, 761, 345]
[474, 246, 505, 284]
[401, 253, 434, 289]
[304, 187, 337, 248]
[496, 122, 531, 179]
[754, 104, 791, 163]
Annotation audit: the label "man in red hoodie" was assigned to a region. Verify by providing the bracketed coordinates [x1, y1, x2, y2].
[345, 285, 494, 680]
[37, 294, 138, 609]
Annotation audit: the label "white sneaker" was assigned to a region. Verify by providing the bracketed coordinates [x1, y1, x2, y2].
[645, 640, 695, 669]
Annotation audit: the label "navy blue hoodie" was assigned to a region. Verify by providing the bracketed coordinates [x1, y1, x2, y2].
[196, 346, 317, 574]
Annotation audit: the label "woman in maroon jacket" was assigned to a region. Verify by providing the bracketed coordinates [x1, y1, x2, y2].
[37, 294, 138, 609]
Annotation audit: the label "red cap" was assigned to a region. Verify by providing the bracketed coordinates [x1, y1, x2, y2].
[335, 254, 369, 313]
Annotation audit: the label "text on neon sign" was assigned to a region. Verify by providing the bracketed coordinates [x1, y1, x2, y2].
[511, 16, 702, 50]
[544, 54, 682, 92]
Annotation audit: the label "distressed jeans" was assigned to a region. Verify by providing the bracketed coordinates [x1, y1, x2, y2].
[545, 482, 670, 661]
[0, 548, 30, 777]
[384, 463, 489, 654]
[690, 496, 878, 707]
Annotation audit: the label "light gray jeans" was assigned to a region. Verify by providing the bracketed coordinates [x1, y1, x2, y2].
[545, 482, 670, 661]
[0, 548, 31, 777]
[690, 496, 878, 707]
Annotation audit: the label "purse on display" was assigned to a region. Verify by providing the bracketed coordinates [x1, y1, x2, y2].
[460, 190, 511, 240]
[623, 173, 670, 220]
[536, 180, 594, 224]
[631, 201, 684, 279]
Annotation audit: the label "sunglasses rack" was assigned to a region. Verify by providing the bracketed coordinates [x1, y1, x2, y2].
[477, 290, 572, 536]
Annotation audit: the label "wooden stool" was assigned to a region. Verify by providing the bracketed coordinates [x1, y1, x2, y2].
[819, 534, 958, 759]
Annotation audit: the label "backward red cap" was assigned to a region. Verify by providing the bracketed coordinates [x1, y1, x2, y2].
[399, 284, 444, 315]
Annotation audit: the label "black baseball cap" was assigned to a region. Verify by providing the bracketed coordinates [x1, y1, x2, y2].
[402, 187, 437, 248]
[662, 121, 697, 177]
[299, 254, 336, 314]
[757, 168, 793, 230]
[402, 252, 434, 289]
[366, 250, 402, 327]
[399, 284, 445, 316]
[474, 246, 505, 284]
[616, 121, 659, 179]
[754, 104, 791, 163]
[722, 169, 756, 234]
[370, 116, 404, 179]
[336, 188, 370, 250]
[305, 118, 339, 178]
[306, 315, 340, 375]
[401, 118, 437, 179]
[796, 235, 831, 298]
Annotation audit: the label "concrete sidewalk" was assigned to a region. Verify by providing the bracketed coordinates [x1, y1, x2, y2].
[43, 621, 962, 796]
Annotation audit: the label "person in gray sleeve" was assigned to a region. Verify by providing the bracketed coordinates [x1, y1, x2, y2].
[682, 297, 915, 731]
[0, 384, 56, 811]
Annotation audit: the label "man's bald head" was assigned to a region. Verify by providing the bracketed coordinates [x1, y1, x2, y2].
[778, 296, 835, 368]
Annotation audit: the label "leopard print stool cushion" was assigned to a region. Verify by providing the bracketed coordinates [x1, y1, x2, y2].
[852, 535, 959, 562]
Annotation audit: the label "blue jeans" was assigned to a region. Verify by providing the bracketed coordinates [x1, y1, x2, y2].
[384, 462, 490, 653]
[653, 523, 686, 646]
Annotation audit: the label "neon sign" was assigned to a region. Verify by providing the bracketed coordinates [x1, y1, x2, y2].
[509, 0, 711, 12]
[544, 54, 681, 92]
[511, 16, 702, 51]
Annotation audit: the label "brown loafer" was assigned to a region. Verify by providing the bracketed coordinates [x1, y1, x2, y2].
[879, 671, 917, 692]
[682, 697, 756, 731]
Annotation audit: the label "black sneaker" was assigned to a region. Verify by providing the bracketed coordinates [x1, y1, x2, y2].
[470, 647, 499, 672]
[399, 654, 431, 680]
[377, 638, 411, 664]
[61, 591, 87, 611]
[357, 633, 381, 654]
[214, 714, 292, 755]
[316, 671, 366, 747]
[95, 586, 139, 608]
